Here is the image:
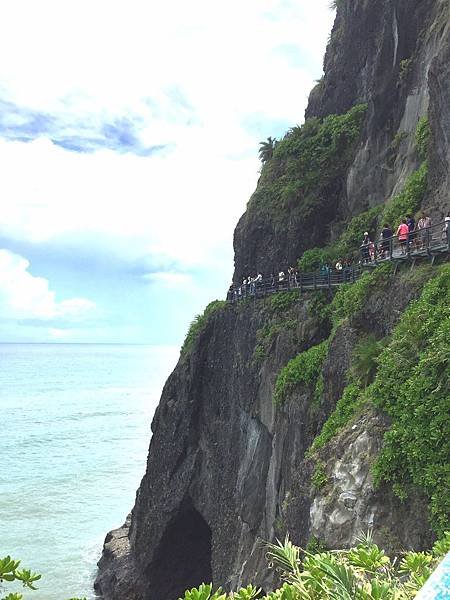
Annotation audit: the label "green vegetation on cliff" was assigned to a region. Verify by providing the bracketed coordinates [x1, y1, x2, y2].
[181, 301, 227, 356]
[369, 263, 450, 535]
[381, 161, 428, 228]
[415, 116, 430, 160]
[274, 340, 329, 405]
[274, 265, 393, 407]
[252, 291, 301, 364]
[298, 157, 428, 271]
[252, 104, 367, 218]
[307, 263, 450, 535]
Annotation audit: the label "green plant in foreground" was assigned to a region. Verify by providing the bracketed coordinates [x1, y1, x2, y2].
[174, 532, 448, 599]
[0, 556, 85, 600]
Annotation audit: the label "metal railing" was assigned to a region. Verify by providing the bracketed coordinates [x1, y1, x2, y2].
[228, 219, 449, 303]
[227, 266, 362, 302]
[360, 220, 450, 265]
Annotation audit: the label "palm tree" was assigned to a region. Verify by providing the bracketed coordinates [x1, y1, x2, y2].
[258, 136, 277, 163]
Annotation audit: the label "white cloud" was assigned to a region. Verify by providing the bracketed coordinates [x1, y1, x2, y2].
[143, 272, 193, 287]
[0, 1, 335, 341]
[0, 249, 95, 320]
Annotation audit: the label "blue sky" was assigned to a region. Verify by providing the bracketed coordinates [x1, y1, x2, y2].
[0, 0, 334, 345]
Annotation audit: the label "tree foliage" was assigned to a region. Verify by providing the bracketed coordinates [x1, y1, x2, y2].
[0, 556, 85, 600]
[259, 137, 277, 163]
[179, 532, 450, 599]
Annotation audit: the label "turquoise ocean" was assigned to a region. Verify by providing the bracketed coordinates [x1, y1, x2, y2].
[0, 343, 179, 600]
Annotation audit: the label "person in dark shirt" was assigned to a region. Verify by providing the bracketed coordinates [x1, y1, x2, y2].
[381, 224, 393, 258]
[406, 214, 416, 250]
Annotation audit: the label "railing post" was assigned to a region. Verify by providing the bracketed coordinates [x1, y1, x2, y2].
[328, 270, 331, 290]
[313, 273, 317, 290]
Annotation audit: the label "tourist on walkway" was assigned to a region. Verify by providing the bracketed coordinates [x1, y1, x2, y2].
[417, 213, 432, 249]
[406, 214, 416, 249]
[443, 212, 450, 243]
[380, 224, 393, 258]
[360, 232, 371, 263]
[396, 219, 409, 254]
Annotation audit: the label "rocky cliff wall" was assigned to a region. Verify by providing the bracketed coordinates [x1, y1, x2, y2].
[96, 2, 449, 598]
[95, 266, 440, 600]
[233, 0, 449, 283]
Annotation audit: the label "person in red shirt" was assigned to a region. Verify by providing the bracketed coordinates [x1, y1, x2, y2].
[396, 219, 409, 254]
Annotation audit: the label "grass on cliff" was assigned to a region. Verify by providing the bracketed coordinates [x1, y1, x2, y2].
[369, 263, 450, 536]
[252, 292, 301, 365]
[307, 263, 450, 535]
[273, 265, 393, 406]
[274, 340, 329, 405]
[181, 300, 227, 356]
[250, 104, 367, 220]
[298, 159, 428, 271]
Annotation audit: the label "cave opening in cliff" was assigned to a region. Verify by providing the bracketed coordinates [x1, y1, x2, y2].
[146, 504, 212, 600]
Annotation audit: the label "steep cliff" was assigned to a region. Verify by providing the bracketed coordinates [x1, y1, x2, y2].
[96, 2, 449, 598]
[233, 0, 449, 282]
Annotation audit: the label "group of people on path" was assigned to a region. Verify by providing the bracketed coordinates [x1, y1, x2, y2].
[227, 212, 450, 302]
[227, 262, 358, 301]
[360, 211, 450, 263]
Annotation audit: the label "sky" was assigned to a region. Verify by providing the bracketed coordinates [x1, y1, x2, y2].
[0, 0, 335, 345]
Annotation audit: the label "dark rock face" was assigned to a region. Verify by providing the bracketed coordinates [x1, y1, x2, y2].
[96, 3, 449, 598]
[233, 178, 344, 287]
[428, 17, 450, 215]
[95, 274, 434, 599]
[233, 0, 449, 284]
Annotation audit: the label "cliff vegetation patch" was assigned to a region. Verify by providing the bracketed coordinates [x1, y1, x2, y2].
[274, 339, 329, 405]
[181, 301, 227, 356]
[381, 161, 428, 229]
[251, 104, 367, 220]
[297, 154, 428, 272]
[307, 264, 449, 535]
[369, 263, 450, 535]
[415, 116, 430, 160]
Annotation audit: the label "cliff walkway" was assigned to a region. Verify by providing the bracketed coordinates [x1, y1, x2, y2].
[228, 219, 450, 302]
